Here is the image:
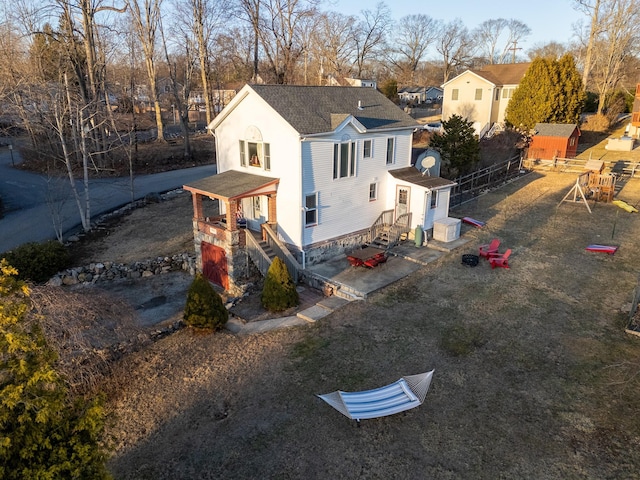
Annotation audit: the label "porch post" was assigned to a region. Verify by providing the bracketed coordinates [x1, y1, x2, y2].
[191, 193, 204, 221]
[267, 193, 277, 226]
[227, 199, 238, 230]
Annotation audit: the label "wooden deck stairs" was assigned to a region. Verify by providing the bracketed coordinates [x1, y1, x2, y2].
[370, 211, 412, 249]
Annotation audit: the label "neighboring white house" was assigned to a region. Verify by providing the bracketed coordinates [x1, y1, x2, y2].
[326, 75, 377, 89]
[441, 63, 530, 136]
[184, 84, 455, 292]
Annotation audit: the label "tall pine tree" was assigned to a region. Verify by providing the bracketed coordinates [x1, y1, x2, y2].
[505, 54, 585, 130]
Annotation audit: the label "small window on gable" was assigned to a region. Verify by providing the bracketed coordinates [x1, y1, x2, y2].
[386, 137, 395, 165]
[239, 138, 270, 170]
[305, 193, 317, 226]
[452, 89, 459, 101]
[475, 88, 482, 101]
[363, 139, 372, 158]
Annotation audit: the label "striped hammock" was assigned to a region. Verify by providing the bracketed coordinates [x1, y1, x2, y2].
[317, 370, 434, 422]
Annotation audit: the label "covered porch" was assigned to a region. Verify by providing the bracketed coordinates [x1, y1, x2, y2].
[183, 170, 280, 293]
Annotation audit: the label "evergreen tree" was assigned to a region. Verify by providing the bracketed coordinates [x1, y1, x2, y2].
[0, 259, 111, 480]
[429, 114, 480, 178]
[380, 79, 399, 103]
[505, 55, 585, 130]
[183, 273, 228, 330]
[261, 257, 299, 313]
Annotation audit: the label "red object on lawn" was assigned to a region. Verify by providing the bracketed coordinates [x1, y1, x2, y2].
[462, 217, 486, 228]
[585, 244, 618, 255]
[478, 239, 500, 259]
[489, 249, 512, 269]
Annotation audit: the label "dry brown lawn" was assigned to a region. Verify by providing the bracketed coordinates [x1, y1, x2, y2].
[97, 171, 640, 480]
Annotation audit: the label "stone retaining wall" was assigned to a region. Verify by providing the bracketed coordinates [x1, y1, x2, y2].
[49, 253, 196, 286]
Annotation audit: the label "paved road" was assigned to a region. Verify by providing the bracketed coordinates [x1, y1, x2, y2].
[0, 144, 216, 253]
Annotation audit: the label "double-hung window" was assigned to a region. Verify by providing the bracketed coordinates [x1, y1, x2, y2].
[475, 88, 483, 101]
[386, 137, 395, 165]
[363, 139, 372, 158]
[369, 183, 377, 201]
[305, 193, 318, 226]
[452, 88, 459, 100]
[333, 141, 355, 179]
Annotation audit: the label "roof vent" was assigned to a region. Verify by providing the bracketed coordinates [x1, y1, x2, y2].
[357, 100, 364, 110]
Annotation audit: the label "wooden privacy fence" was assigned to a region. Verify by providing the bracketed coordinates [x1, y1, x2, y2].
[450, 155, 525, 207]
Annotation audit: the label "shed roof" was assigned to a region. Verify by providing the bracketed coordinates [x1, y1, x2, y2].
[469, 63, 531, 86]
[388, 167, 456, 190]
[248, 85, 419, 135]
[533, 123, 579, 138]
[184, 170, 279, 201]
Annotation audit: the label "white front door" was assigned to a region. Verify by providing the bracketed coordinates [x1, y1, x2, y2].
[247, 195, 266, 231]
[395, 186, 410, 221]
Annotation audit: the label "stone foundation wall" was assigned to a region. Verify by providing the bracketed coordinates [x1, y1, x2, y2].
[291, 229, 370, 267]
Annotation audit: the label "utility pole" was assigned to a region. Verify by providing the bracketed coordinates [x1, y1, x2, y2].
[509, 41, 522, 63]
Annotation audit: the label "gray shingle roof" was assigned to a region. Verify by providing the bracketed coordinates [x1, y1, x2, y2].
[184, 170, 278, 200]
[533, 123, 579, 138]
[250, 85, 419, 135]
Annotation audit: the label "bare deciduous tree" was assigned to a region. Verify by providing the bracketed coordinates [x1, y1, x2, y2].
[390, 14, 439, 84]
[474, 18, 531, 64]
[127, 0, 166, 141]
[353, 2, 392, 79]
[435, 19, 476, 83]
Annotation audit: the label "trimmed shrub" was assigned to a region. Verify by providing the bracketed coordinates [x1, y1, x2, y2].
[183, 273, 228, 330]
[261, 257, 299, 312]
[2, 241, 70, 283]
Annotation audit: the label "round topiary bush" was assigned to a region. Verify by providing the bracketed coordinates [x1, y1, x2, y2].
[261, 257, 299, 313]
[1, 240, 70, 283]
[183, 273, 228, 330]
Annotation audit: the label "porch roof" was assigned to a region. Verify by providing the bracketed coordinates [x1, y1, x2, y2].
[389, 167, 456, 190]
[183, 170, 279, 201]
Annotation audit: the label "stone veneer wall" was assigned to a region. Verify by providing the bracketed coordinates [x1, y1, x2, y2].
[289, 228, 371, 267]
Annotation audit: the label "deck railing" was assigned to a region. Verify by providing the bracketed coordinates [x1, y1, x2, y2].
[387, 212, 412, 247]
[369, 209, 394, 243]
[245, 229, 271, 278]
[261, 224, 302, 283]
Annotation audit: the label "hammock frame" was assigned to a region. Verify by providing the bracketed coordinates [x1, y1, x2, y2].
[317, 370, 434, 423]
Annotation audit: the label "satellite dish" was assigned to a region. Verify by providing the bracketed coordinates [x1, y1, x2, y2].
[420, 156, 436, 175]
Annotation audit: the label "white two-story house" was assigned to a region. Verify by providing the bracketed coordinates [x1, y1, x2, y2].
[441, 63, 530, 137]
[184, 85, 455, 292]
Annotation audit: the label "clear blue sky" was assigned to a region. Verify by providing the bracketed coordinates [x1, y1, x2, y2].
[326, 0, 583, 51]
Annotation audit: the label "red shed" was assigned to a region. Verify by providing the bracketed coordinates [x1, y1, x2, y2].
[527, 123, 580, 160]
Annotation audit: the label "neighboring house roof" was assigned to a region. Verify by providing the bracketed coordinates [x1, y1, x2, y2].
[533, 123, 579, 138]
[469, 63, 531, 86]
[246, 85, 419, 135]
[388, 167, 456, 190]
[399, 87, 425, 94]
[184, 170, 279, 201]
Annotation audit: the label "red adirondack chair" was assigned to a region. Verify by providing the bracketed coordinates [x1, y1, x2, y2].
[479, 239, 500, 259]
[489, 249, 512, 269]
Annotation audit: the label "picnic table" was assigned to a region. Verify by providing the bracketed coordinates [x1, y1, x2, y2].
[346, 246, 387, 268]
